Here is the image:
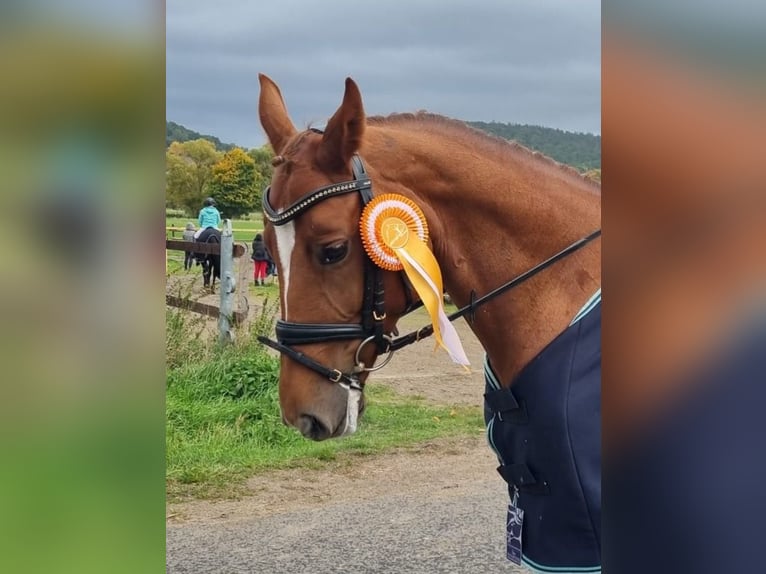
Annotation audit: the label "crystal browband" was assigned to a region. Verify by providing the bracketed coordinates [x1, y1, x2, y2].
[263, 178, 372, 226]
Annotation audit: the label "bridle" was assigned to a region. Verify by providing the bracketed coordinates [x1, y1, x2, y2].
[259, 155, 393, 391]
[258, 152, 601, 392]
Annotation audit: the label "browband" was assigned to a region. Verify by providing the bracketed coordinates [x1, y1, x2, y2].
[262, 157, 372, 226]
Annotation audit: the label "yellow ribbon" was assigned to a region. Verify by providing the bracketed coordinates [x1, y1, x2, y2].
[361, 197, 469, 367]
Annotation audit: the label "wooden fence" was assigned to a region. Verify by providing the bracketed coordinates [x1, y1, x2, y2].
[165, 220, 250, 343]
[165, 239, 246, 257]
[166, 227, 261, 239]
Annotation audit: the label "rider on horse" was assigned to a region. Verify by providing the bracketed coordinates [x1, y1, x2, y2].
[194, 196, 221, 240]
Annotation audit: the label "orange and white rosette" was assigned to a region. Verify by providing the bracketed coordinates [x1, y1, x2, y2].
[360, 194, 469, 367]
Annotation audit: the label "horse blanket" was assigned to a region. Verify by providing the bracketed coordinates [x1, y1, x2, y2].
[484, 294, 601, 573]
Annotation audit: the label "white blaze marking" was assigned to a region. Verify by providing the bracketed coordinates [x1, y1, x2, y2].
[273, 222, 295, 319]
[340, 386, 362, 436]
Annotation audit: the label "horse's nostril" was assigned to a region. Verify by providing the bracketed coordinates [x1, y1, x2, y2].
[298, 414, 331, 441]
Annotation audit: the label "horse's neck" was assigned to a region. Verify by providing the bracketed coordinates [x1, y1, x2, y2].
[368, 126, 601, 384]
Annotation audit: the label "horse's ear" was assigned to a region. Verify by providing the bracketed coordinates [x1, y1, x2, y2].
[317, 77, 366, 172]
[258, 74, 297, 155]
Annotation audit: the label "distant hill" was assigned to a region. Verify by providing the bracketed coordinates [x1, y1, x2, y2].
[166, 121, 235, 152]
[467, 122, 600, 171]
[166, 120, 600, 171]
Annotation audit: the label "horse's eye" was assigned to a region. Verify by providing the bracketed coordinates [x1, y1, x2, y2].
[320, 242, 348, 265]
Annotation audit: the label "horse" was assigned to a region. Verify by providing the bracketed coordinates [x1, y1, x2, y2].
[257, 74, 601, 571]
[194, 227, 221, 291]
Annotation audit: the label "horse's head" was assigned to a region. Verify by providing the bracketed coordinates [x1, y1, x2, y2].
[257, 74, 412, 440]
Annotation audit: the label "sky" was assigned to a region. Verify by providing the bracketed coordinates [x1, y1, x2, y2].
[166, 0, 600, 149]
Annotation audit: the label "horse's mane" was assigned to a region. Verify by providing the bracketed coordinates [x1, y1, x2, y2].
[366, 112, 600, 189]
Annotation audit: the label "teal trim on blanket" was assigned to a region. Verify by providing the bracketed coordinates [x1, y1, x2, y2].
[570, 288, 601, 326]
[483, 289, 600, 384]
[523, 554, 601, 573]
[483, 357, 502, 390]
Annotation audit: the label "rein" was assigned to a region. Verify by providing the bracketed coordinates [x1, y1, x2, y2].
[387, 228, 602, 352]
[257, 153, 601, 390]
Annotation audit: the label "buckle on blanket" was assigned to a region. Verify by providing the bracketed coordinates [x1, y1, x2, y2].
[484, 388, 529, 424]
[497, 463, 550, 495]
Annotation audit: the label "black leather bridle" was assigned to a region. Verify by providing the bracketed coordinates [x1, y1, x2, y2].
[258, 155, 393, 391]
[258, 152, 601, 392]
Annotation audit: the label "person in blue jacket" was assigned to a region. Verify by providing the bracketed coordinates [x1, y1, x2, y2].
[194, 197, 221, 239]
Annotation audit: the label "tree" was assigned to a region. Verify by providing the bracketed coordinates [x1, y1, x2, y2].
[247, 145, 274, 211]
[165, 139, 221, 215]
[467, 121, 601, 171]
[207, 148, 258, 219]
[166, 121, 235, 151]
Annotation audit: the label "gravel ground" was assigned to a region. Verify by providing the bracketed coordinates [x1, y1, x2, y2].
[167, 438, 523, 574]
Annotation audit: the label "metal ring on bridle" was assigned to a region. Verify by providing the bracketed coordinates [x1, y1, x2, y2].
[354, 334, 395, 372]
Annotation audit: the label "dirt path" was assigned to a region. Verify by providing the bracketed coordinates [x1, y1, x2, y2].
[166, 435, 523, 574]
[167, 435, 495, 526]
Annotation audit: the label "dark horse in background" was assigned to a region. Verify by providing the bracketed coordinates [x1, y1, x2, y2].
[194, 227, 221, 292]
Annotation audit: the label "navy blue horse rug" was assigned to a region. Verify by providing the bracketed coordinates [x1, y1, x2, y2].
[484, 295, 601, 573]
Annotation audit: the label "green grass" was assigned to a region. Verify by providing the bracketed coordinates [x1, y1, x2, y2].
[165, 311, 484, 500]
[167, 378, 483, 500]
[166, 218, 263, 242]
[165, 254, 184, 275]
[246, 280, 279, 299]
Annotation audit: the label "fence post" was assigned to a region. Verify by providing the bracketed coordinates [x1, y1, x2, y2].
[237, 241, 251, 321]
[218, 219, 235, 344]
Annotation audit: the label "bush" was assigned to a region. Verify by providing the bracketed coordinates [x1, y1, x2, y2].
[166, 294, 280, 394]
[167, 349, 279, 402]
[166, 207, 187, 218]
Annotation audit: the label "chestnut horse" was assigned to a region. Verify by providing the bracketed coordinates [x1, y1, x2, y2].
[257, 75, 601, 571]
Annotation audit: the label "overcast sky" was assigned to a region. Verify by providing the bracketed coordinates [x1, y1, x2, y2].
[167, 0, 600, 149]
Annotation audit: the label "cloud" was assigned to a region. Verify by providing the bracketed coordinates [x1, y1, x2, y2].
[167, 0, 600, 148]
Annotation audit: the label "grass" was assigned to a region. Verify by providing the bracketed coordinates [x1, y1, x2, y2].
[246, 280, 279, 299]
[167, 380, 483, 500]
[165, 254, 185, 275]
[165, 303, 484, 501]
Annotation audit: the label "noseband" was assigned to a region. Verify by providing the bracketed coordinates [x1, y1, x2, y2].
[258, 151, 602, 392]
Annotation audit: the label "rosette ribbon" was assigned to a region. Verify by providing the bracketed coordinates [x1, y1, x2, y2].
[360, 194, 469, 367]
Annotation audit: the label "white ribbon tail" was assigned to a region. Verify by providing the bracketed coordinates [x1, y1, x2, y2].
[398, 249, 470, 366]
[437, 306, 470, 365]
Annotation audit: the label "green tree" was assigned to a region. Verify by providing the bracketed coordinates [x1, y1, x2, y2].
[166, 121, 235, 151]
[247, 145, 274, 211]
[467, 122, 601, 171]
[207, 148, 258, 219]
[165, 139, 221, 215]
